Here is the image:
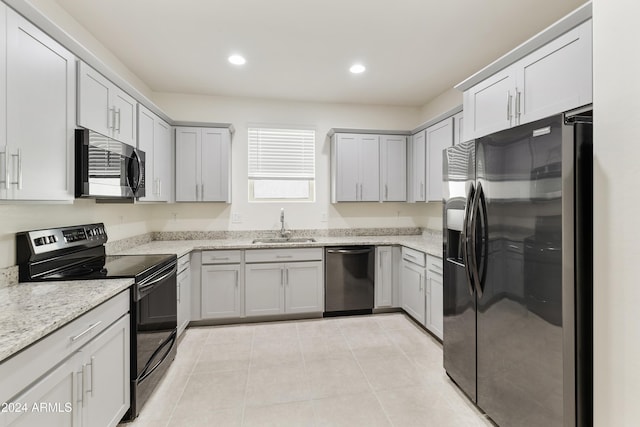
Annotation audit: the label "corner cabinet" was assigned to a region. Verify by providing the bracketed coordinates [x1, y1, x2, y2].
[77, 61, 137, 146]
[0, 7, 76, 201]
[425, 117, 453, 202]
[175, 127, 231, 202]
[379, 135, 407, 202]
[331, 133, 379, 202]
[137, 105, 172, 202]
[462, 19, 592, 141]
[245, 248, 323, 317]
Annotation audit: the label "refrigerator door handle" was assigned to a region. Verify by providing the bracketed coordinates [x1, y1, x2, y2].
[461, 183, 476, 296]
[477, 185, 489, 295]
[469, 181, 483, 299]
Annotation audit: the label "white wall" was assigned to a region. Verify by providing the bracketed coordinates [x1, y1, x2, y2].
[418, 88, 462, 124]
[592, 0, 640, 423]
[0, 200, 152, 268]
[151, 93, 441, 232]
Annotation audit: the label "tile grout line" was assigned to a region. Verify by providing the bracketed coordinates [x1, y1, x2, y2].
[340, 316, 397, 427]
[295, 320, 320, 427]
[239, 326, 256, 427]
[164, 330, 207, 427]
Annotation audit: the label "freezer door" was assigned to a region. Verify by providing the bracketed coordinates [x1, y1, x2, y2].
[475, 114, 567, 427]
[442, 140, 477, 401]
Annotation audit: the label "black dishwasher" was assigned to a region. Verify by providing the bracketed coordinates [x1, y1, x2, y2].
[324, 246, 375, 316]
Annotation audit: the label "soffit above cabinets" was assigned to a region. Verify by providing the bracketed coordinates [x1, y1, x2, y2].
[50, 0, 587, 107]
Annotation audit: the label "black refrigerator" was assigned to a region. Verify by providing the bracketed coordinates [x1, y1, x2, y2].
[442, 109, 592, 427]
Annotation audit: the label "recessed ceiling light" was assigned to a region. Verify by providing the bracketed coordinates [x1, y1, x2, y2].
[228, 55, 246, 65]
[349, 64, 366, 74]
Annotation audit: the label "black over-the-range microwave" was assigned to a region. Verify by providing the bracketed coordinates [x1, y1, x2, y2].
[75, 128, 145, 199]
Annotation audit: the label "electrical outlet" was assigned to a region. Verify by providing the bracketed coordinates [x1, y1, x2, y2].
[232, 213, 242, 223]
[321, 212, 328, 222]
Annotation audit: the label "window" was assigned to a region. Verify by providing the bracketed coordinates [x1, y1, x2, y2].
[248, 127, 316, 202]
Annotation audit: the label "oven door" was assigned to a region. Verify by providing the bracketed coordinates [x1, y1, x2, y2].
[130, 261, 177, 418]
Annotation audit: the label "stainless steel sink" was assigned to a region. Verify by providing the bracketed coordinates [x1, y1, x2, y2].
[251, 237, 317, 244]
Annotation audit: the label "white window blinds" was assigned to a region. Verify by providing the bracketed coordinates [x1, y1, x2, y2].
[248, 128, 315, 180]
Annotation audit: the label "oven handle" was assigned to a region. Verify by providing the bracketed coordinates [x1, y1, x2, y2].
[138, 330, 177, 383]
[138, 264, 177, 289]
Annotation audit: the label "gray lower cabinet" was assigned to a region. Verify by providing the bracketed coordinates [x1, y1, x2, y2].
[425, 255, 443, 340]
[375, 246, 401, 309]
[245, 249, 323, 317]
[0, 291, 130, 427]
[200, 250, 243, 319]
[177, 254, 191, 335]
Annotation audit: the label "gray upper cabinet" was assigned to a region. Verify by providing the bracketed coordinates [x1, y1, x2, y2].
[137, 104, 172, 202]
[425, 117, 454, 202]
[175, 127, 231, 202]
[77, 61, 137, 146]
[1, 7, 76, 202]
[407, 130, 426, 203]
[379, 135, 407, 202]
[331, 133, 380, 202]
[462, 19, 592, 140]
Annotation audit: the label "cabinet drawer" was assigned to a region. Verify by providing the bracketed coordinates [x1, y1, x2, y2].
[427, 255, 443, 276]
[178, 254, 190, 272]
[202, 250, 242, 264]
[245, 248, 323, 263]
[402, 247, 425, 267]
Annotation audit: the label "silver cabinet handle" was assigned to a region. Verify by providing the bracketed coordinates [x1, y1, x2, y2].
[280, 268, 284, 286]
[115, 108, 121, 132]
[70, 321, 102, 342]
[285, 268, 289, 285]
[1, 146, 8, 189]
[212, 256, 230, 260]
[355, 183, 358, 200]
[201, 183, 205, 200]
[506, 91, 512, 121]
[359, 183, 363, 200]
[75, 370, 83, 407]
[108, 107, 114, 130]
[80, 366, 87, 407]
[515, 90, 522, 122]
[195, 184, 199, 201]
[385, 184, 388, 200]
[87, 356, 95, 397]
[276, 255, 293, 259]
[420, 182, 424, 199]
[419, 273, 423, 292]
[235, 270, 239, 287]
[177, 282, 181, 303]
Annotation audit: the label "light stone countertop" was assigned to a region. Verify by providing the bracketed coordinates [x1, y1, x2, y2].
[0, 233, 441, 364]
[115, 234, 443, 258]
[0, 278, 133, 363]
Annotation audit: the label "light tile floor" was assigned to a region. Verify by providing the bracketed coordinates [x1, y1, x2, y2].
[125, 313, 494, 427]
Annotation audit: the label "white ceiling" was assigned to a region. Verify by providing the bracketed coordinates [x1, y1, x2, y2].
[53, 0, 587, 107]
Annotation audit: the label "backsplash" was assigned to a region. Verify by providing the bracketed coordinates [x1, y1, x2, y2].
[152, 227, 423, 241]
[0, 266, 18, 288]
[105, 233, 153, 255]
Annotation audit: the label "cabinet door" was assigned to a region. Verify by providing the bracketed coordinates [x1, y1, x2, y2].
[375, 246, 393, 308]
[201, 128, 230, 202]
[175, 127, 200, 202]
[285, 261, 323, 313]
[463, 67, 516, 141]
[516, 20, 592, 126]
[5, 10, 76, 201]
[426, 118, 453, 202]
[453, 112, 464, 146]
[83, 314, 130, 427]
[333, 134, 359, 201]
[409, 131, 426, 202]
[380, 135, 406, 202]
[110, 89, 137, 146]
[201, 265, 241, 319]
[154, 119, 172, 202]
[177, 268, 191, 335]
[1, 354, 80, 427]
[359, 135, 380, 201]
[77, 61, 112, 138]
[245, 264, 284, 316]
[427, 273, 443, 340]
[401, 261, 425, 324]
[0, 5, 6, 199]
[137, 105, 156, 201]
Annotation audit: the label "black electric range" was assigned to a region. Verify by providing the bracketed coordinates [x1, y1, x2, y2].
[16, 223, 177, 421]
